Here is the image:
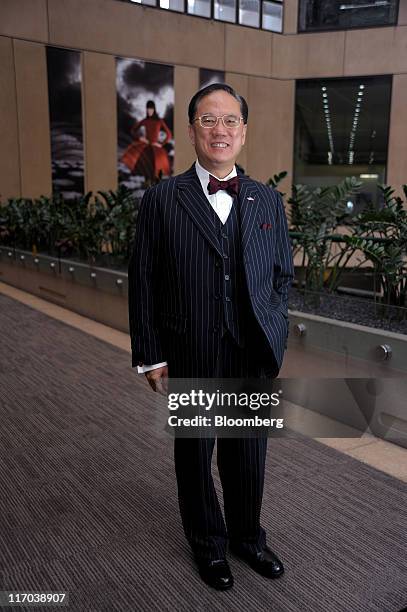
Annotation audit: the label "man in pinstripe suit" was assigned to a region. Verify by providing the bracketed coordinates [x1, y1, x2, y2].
[128, 84, 294, 590]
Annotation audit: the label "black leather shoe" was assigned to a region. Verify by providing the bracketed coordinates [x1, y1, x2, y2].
[196, 558, 234, 590]
[230, 545, 284, 578]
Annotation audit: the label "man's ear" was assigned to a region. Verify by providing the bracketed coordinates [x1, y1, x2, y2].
[188, 123, 195, 146]
[241, 124, 247, 146]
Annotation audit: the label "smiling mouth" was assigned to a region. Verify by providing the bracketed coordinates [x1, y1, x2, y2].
[211, 143, 229, 148]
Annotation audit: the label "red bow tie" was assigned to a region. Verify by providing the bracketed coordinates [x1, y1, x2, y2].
[207, 175, 239, 198]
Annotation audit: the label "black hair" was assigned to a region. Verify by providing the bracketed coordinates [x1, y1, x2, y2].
[188, 83, 248, 125]
[146, 99, 159, 119]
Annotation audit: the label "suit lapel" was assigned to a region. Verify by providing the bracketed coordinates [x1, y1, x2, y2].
[237, 174, 261, 254]
[177, 163, 223, 257]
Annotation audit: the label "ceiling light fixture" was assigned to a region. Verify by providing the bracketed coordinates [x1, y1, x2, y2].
[321, 86, 335, 164]
[348, 83, 367, 164]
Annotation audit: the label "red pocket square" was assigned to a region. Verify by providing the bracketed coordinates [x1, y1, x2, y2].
[260, 222, 272, 230]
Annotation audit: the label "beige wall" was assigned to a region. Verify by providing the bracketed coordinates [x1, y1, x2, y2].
[0, 0, 48, 42]
[1, 0, 405, 80]
[174, 66, 199, 175]
[82, 52, 117, 193]
[387, 74, 407, 193]
[225, 25, 272, 77]
[399, 0, 407, 25]
[47, 0, 226, 71]
[0, 36, 20, 201]
[246, 76, 295, 189]
[273, 31, 346, 79]
[283, 0, 299, 34]
[344, 26, 407, 76]
[0, 0, 407, 197]
[14, 40, 52, 198]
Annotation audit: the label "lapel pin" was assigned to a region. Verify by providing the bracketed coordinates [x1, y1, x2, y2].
[247, 196, 255, 201]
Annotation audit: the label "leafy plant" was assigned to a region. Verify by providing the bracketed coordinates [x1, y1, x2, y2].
[0, 187, 141, 266]
[96, 185, 139, 262]
[286, 177, 363, 294]
[266, 171, 288, 198]
[270, 172, 407, 313]
[346, 185, 407, 310]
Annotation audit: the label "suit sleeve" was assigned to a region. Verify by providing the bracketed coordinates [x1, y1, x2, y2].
[273, 191, 295, 317]
[128, 186, 165, 368]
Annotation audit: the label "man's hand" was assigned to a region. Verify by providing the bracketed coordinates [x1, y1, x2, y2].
[145, 365, 168, 395]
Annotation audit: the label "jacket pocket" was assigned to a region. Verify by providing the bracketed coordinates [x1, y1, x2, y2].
[268, 291, 288, 319]
[159, 312, 187, 334]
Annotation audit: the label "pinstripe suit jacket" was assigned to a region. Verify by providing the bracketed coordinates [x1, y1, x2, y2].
[128, 163, 294, 378]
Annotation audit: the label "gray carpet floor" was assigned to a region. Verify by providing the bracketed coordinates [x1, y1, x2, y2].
[0, 293, 406, 612]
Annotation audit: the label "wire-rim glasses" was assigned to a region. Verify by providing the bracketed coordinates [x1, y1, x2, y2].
[192, 114, 244, 129]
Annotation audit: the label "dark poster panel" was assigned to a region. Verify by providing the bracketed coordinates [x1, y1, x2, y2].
[199, 68, 225, 89]
[117, 58, 174, 192]
[46, 47, 84, 199]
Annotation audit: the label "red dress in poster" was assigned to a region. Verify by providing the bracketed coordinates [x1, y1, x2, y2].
[121, 102, 172, 180]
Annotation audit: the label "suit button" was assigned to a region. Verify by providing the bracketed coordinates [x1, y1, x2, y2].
[221, 233, 228, 239]
[224, 274, 230, 281]
[225, 297, 231, 302]
[214, 294, 220, 300]
[215, 260, 221, 268]
[223, 253, 229, 259]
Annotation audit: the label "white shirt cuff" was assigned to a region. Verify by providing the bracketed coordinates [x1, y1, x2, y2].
[137, 361, 168, 374]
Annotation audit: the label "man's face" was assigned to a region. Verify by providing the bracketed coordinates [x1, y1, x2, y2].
[188, 90, 247, 176]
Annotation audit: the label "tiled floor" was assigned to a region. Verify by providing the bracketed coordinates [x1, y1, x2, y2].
[1, 279, 406, 484]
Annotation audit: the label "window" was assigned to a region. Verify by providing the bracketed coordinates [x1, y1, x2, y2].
[187, 0, 211, 17]
[298, 0, 399, 32]
[214, 0, 236, 22]
[294, 76, 392, 209]
[118, 0, 284, 31]
[262, 0, 283, 32]
[239, 0, 260, 27]
[159, 0, 184, 11]
[129, 0, 157, 5]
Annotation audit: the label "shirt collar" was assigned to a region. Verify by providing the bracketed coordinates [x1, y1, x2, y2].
[195, 158, 237, 195]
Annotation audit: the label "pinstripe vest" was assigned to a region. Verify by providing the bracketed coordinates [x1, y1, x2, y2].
[209, 196, 253, 348]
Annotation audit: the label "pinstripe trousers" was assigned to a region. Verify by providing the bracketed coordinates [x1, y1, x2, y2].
[174, 325, 270, 561]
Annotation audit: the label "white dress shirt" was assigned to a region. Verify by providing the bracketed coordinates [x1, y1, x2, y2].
[195, 158, 236, 225]
[137, 159, 236, 374]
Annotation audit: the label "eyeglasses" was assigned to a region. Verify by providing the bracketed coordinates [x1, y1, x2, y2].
[192, 114, 244, 129]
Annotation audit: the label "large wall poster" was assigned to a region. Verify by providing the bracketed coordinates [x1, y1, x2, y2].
[46, 47, 84, 199]
[199, 68, 225, 89]
[116, 58, 174, 193]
